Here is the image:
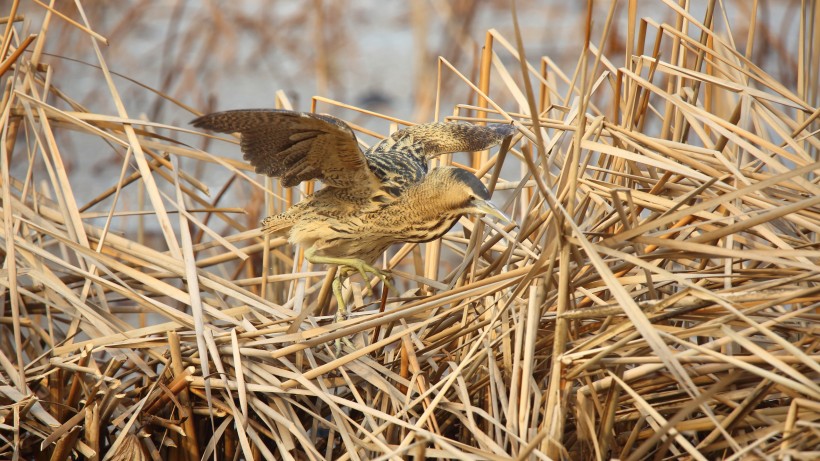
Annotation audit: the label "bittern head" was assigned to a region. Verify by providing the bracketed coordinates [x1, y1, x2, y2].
[431, 167, 511, 224]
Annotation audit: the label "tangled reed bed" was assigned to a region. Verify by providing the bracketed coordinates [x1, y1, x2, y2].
[1, 1, 819, 459]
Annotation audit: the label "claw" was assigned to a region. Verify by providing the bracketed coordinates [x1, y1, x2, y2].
[380, 272, 395, 295]
[333, 335, 355, 357]
[342, 261, 393, 298]
[305, 247, 393, 299]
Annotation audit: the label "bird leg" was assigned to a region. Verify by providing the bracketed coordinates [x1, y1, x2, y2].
[330, 268, 374, 355]
[304, 247, 394, 301]
[331, 275, 347, 321]
[305, 247, 393, 356]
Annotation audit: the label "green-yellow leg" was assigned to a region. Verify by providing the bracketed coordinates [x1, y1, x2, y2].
[306, 247, 393, 356]
[331, 275, 347, 355]
[305, 247, 395, 297]
[331, 275, 346, 321]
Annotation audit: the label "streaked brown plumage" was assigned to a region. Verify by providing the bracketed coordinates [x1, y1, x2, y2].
[192, 109, 513, 317]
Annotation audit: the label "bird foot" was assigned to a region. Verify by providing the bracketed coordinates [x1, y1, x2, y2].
[333, 305, 349, 323]
[342, 262, 394, 296]
[328, 264, 391, 358]
[333, 335, 357, 358]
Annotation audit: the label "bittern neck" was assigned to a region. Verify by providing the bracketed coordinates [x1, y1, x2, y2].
[387, 188, 466, 243]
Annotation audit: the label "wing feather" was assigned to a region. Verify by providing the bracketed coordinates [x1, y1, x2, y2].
[365, 121, 515, 195]
[192, 109, 377, 190]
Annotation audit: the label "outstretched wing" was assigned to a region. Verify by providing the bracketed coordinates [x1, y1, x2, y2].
[369, 122, 516, 160]
[192, 109, 378, 189]
[365, 121, 516, 195]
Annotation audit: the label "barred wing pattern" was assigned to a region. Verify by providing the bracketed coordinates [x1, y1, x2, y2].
[194, 109, 514, 198]
[192, 109, 377, 190]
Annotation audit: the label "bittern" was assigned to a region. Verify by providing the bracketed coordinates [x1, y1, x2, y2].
[193, 109, 514, 320]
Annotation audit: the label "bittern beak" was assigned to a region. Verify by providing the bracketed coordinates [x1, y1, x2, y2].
[472, 199, 512, 225]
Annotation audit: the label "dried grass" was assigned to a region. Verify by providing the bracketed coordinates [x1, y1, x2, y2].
[2, 1, 819, 460]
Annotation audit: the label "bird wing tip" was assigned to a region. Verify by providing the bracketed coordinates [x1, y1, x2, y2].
[490, 122, 517, 138]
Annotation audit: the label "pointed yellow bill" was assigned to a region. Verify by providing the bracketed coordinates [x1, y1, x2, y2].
[473, 199, 512, 225]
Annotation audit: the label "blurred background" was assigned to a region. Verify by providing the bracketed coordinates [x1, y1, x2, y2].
[17, 0, 805, 124]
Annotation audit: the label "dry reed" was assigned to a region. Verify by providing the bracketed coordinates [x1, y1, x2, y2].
[1, 1, 819, 460]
